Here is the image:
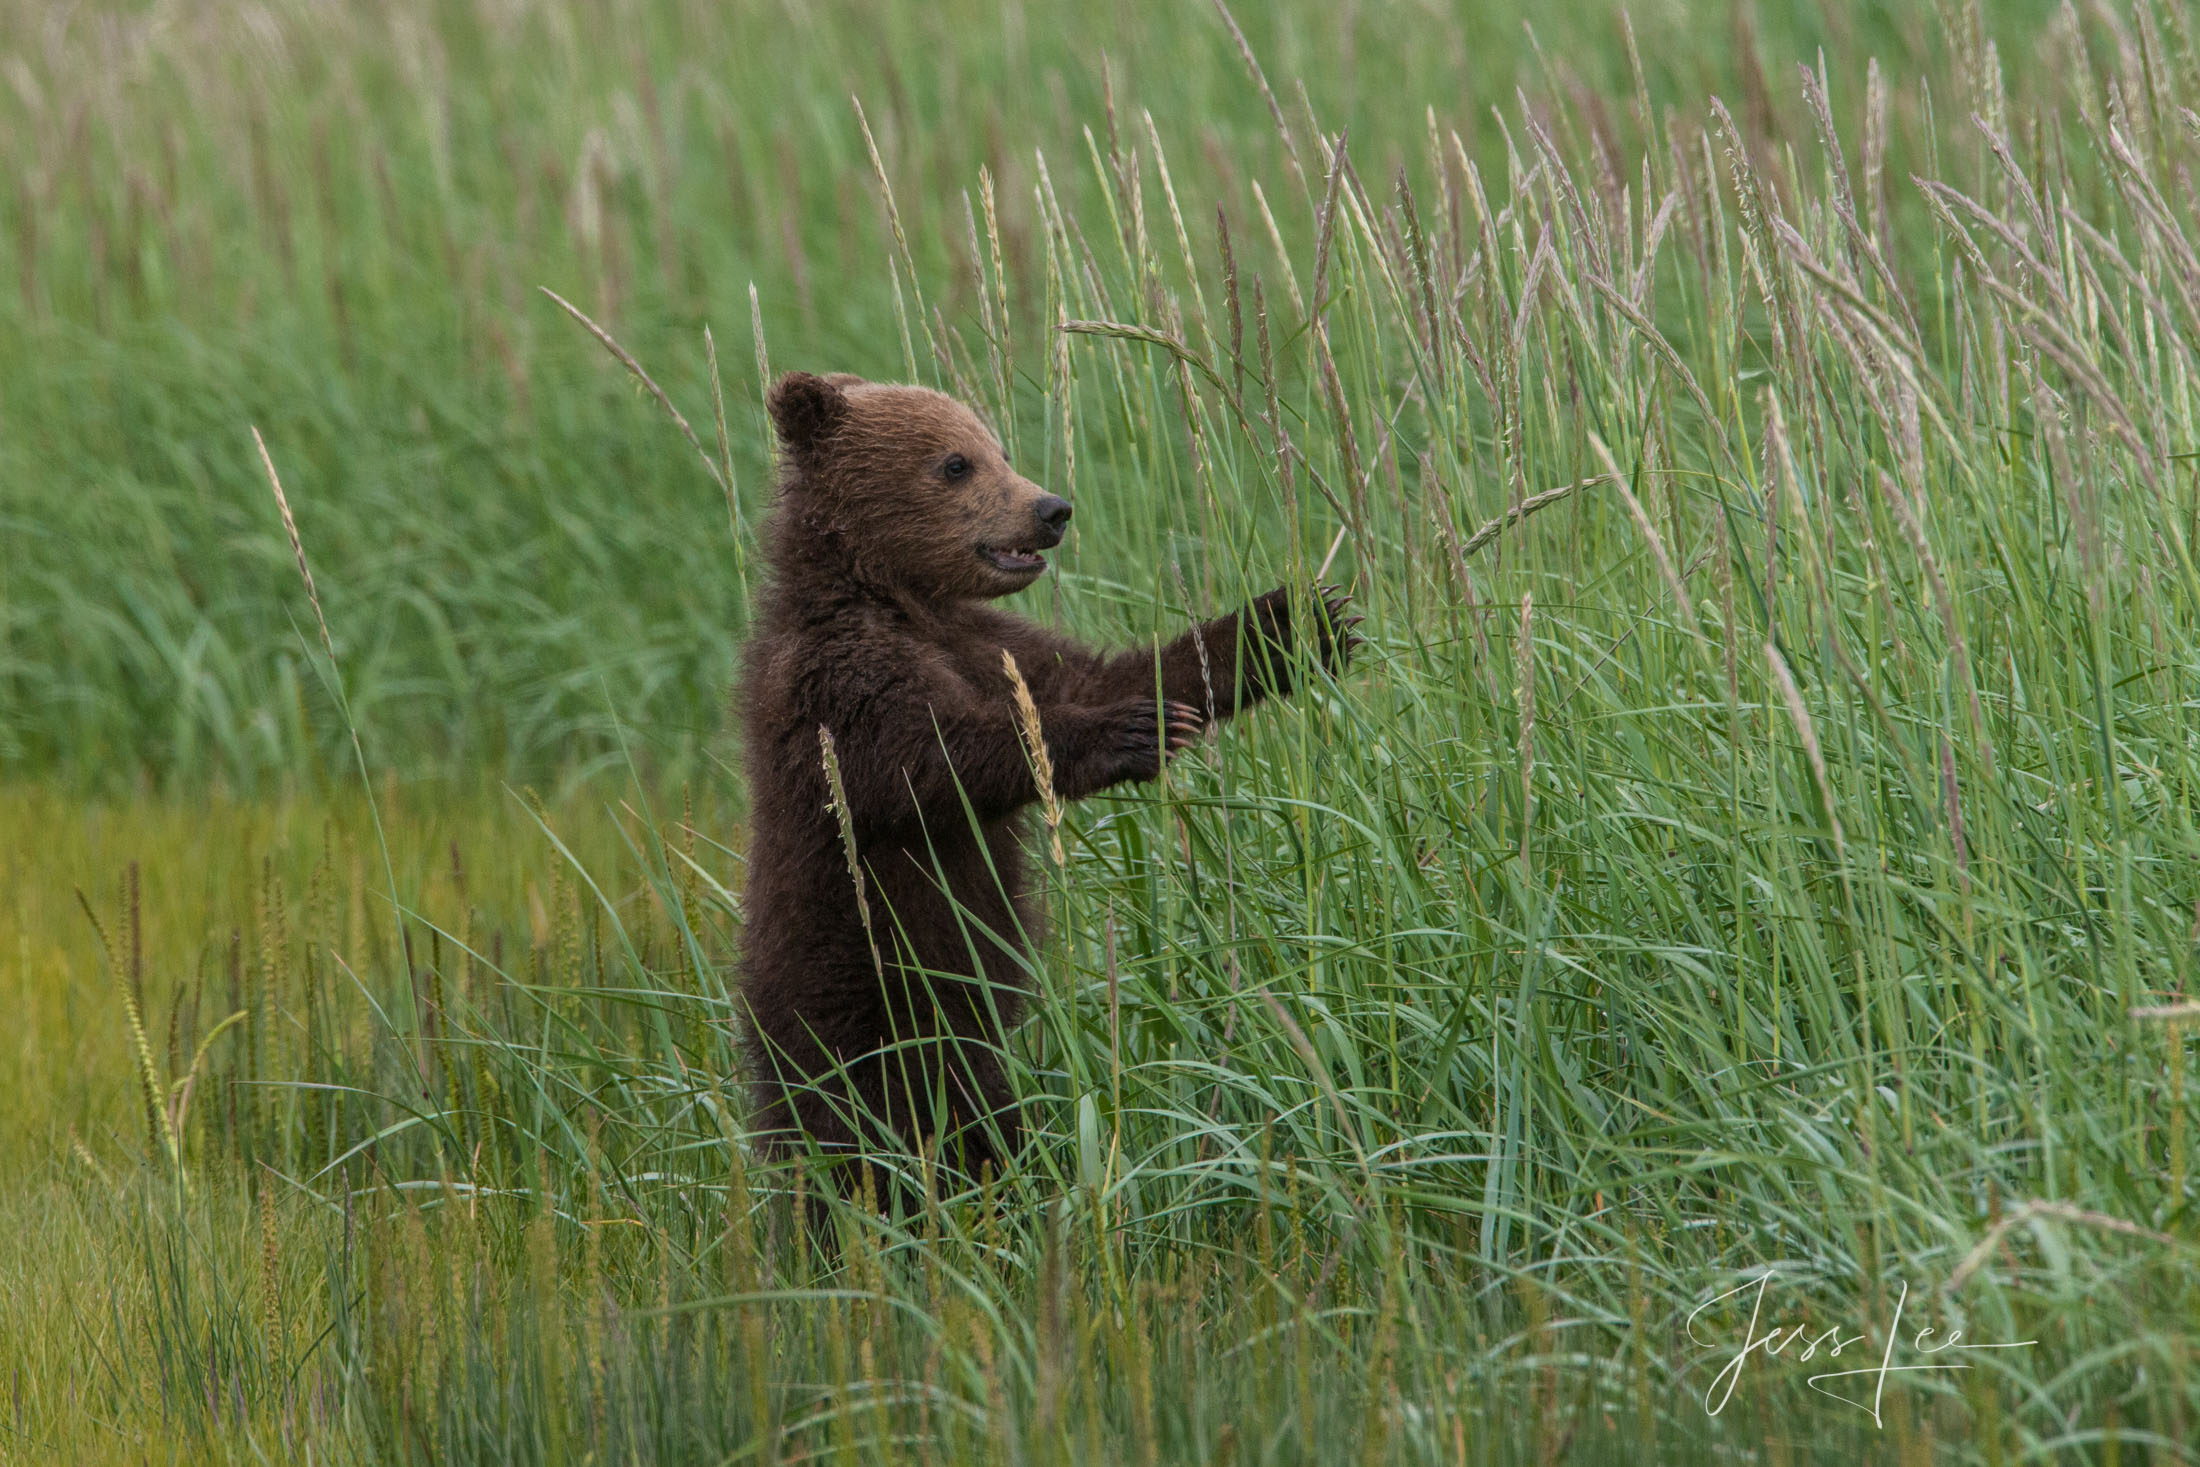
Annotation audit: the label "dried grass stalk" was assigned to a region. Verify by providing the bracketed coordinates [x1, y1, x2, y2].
[1587, 431, 1703, 642]
[538, 287, 729, 497]
[253, 427, 336, 667]
[1458, 475, 1604, 559]
[818, 725, 884, 978]
[1944, 1200, 2174, 1295]
[1763, 640, 1845, 862]
[1001, 650, 1065, 867]
[1516, 592, 1535, 873]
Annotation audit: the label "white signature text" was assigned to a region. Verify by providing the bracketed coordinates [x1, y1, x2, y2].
[1688, 1274, 2035, 1426]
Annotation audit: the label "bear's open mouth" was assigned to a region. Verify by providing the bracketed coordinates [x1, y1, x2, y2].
[978, 544, 1047, 574]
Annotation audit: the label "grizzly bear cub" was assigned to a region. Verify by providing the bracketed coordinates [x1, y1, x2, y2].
[739, 371, 1354, 1197]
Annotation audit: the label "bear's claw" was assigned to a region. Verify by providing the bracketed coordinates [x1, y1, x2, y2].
[1164, 700, 1206, 754]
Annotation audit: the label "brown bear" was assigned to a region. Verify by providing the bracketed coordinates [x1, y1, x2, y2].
[738, 371, 1355, 1200]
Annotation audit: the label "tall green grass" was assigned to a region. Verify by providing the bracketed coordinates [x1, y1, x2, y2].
[0, 0, 2049, 786]
[5, 0, 2199, 1460]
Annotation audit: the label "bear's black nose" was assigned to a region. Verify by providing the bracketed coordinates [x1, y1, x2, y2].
[1033, 494, 1073, 545]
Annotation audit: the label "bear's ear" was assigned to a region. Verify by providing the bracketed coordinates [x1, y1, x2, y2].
[820, 372, 867, 389]
[767, 372, 850, 458]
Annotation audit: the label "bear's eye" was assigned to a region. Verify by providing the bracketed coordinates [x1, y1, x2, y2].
[941, 453, 973, 481]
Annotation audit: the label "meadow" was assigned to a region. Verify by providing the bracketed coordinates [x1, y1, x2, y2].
[2, 0, 2197, 1460]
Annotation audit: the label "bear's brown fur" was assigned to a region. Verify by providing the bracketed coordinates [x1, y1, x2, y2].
[738, 371, 1355, 1197]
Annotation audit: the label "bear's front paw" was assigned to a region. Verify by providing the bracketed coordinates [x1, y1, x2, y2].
[1247, 584, 1362, 691]
[1096, 699, 1204, 786]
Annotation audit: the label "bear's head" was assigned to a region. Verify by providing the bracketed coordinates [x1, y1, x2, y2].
[767, 371, 1072, 601]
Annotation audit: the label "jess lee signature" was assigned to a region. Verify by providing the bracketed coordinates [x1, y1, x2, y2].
[1688, 1274, 2036, 1426]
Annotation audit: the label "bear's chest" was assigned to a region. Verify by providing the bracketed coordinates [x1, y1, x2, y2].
[938, 641, 1015, 697]
[885, 611, 1011, 700]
